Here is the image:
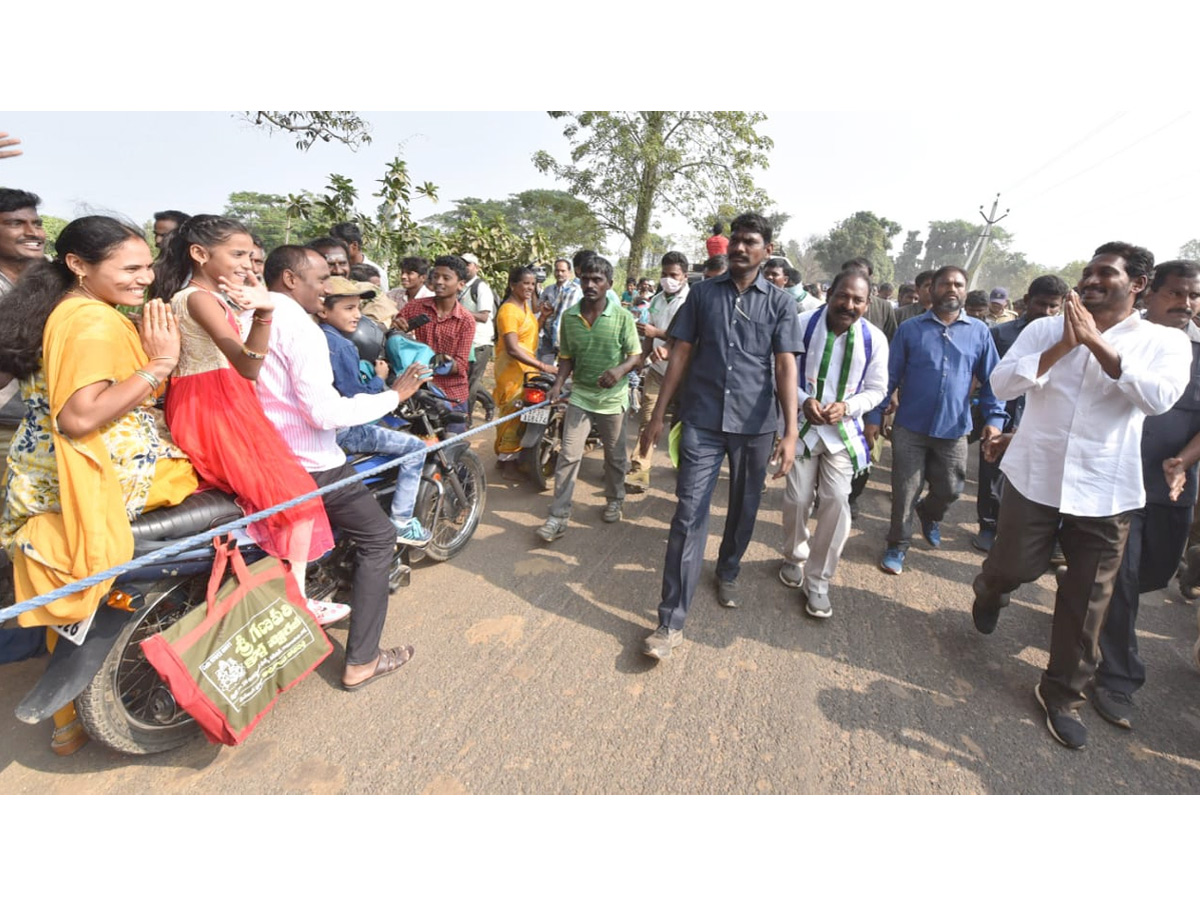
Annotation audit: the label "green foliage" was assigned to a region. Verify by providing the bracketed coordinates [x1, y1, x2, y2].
[810, 211, 901, 284]
[1057, 260, 1087, 288]
[221, 191, 322, 249]
[243, 111, 372, 152]
[41, 214, 69, 255]
[425, 188, 605, 257]
[534, 111, 773, 281]
[893, 230, 924, 283]
[450, 212, 553, 298]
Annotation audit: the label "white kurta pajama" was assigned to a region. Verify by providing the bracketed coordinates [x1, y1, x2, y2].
[782, 309, 889, 596]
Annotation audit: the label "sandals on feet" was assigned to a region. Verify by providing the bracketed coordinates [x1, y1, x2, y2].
[342, 645, 415, 692]
[307, 598, 351, 627]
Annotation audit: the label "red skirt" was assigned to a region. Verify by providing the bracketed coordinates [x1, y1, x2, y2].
[166, 367, 335, 562]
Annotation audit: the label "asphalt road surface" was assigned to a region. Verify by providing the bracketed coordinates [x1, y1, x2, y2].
[3, 426, 1199, 794]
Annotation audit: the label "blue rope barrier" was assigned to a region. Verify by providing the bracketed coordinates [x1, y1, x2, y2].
[0, 399, 551, 624]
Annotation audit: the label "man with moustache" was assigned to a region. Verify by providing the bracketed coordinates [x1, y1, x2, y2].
[639, 213, 802, 660]
[778, 268, 889, 618]
[536, 255, 641, 540]
[1091, 260, 1200, 730]
[873, 265, 1005, 575]
[971, 243, 1191, 749]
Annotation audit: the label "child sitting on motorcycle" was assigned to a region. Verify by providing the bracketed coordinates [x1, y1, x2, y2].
[316, 276, 434, 547]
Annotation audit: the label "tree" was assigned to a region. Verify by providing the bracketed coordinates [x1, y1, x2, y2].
[41, 214, 69, 254]
[892, 230, 924, 283]
[424, 189, 605, 257]
[810, 211, 901, 284]
[533, 111, 773, 281]
[242, 111, 372, 152]
[221, 191, 326, 250]
[1178, 239, 1200, 260]
[1057, 260, 1087, 288]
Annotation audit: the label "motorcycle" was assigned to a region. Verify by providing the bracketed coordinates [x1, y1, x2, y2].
[394, 387, 487, 563]
[13, 392, 486, 755]
[515, 372, 601, 492]
[347, 316, 488, 561]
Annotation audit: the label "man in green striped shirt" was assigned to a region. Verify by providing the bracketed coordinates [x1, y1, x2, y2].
[536, 255, 643, 541]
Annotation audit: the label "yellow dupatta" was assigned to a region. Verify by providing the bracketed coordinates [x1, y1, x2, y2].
[12, 296, 196, 626]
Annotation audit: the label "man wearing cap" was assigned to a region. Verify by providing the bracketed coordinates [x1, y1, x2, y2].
[458, 253, 496, 418]
[316, 275, 433, 547]
[396, 254, 477, 432]
[986, 287, 1018, 325]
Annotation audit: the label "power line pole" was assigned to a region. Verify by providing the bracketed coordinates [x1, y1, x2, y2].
[964, 194, 1009, 290]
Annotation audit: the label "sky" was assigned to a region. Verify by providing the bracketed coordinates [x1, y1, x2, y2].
[4, 108, 1198, 274]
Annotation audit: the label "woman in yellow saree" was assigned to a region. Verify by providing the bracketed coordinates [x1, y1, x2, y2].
[0, 216, 198, 754]
[491, 266, 556, 480]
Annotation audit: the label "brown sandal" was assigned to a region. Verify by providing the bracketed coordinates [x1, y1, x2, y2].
[342, 645, 414, 692]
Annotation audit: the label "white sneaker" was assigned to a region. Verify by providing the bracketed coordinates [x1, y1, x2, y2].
[307, 598, 351, 627]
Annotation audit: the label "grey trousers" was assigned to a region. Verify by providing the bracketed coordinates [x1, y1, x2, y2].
[781, 443, 856, 595]
[549, 403, 628, 519]
[886, 424, 968, 550]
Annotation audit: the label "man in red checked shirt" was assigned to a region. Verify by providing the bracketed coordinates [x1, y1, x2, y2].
[395, 254, 476, 433]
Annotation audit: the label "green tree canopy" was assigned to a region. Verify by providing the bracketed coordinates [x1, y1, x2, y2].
[424, 189, 605, 258]
[892, 230, 924, 283]
[533, 111, 773, 281]
[810, 211, 901, 284]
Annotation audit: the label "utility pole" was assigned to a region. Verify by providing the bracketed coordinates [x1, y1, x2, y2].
[964, 194, 1009, 290]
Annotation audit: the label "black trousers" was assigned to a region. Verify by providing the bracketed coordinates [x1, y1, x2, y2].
[975, 485, 1131, 711]
[312, 463, 398, 667]
[1096, 503, 1191, 695]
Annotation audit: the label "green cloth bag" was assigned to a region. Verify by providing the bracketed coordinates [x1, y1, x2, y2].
[141, 537, 332, 746]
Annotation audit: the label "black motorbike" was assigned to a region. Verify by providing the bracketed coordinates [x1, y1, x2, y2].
[13, 392, 485, 755]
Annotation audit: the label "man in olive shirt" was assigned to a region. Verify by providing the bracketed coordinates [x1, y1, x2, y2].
[536, 256, 642, 541]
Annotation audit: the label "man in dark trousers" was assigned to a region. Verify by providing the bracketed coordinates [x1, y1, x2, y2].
[638, 212, 802, 660]
[972, 242, 1191, 749]
[1093, 260, 1200, 730]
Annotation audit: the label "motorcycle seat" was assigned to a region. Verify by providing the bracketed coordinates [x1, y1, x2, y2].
[129, 489, 245, 544]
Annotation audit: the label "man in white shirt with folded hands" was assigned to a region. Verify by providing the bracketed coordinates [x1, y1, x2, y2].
[971, 241, 1191, 750]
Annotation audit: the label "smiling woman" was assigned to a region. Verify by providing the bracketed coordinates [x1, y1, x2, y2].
[0, 215, 199, 755]
[156, 215, 338, 623]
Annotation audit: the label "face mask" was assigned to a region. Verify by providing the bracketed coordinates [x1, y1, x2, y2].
[660, 277, 683, 295]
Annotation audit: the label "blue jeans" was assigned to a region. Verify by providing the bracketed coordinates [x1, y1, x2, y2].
[657, 425, 774, 630]
[336, 424, 427, 522]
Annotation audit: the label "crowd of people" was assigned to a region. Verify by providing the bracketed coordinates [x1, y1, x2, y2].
[1, 185, 1199, 760]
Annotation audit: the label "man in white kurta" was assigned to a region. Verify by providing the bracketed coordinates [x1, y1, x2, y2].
[780, 271, 888, 618]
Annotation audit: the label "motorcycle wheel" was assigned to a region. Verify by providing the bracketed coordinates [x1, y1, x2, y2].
[520, 425, 559, 493]
[75, 578, 206, 755]
[421, 449, 487, 562]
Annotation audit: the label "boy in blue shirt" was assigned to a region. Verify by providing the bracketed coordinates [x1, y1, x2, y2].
[316, 277, 433, 547]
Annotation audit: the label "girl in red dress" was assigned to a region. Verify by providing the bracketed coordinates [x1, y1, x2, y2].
[156, 215, 345, 625]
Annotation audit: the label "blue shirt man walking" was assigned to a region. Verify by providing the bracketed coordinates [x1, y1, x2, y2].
[637, 213, 803, 660]
[868, 265, 1006, 575]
